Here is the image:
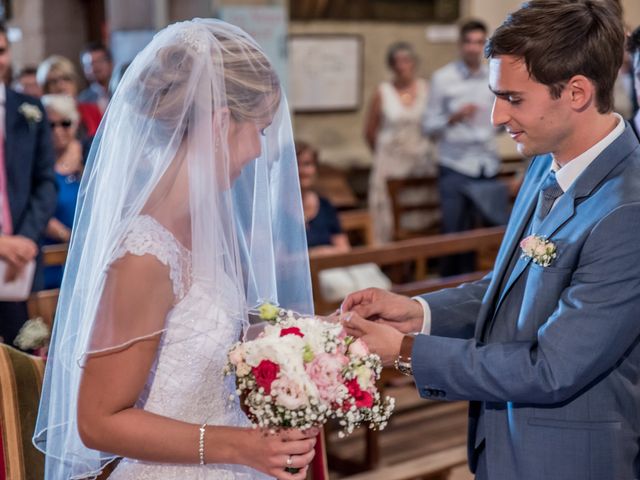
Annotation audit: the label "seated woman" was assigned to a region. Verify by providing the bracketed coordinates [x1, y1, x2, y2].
[36, 55, 102, 157]
[296, 141, 390, 303]
[41, 94, 83, 289]
[296, 141, 350, 255]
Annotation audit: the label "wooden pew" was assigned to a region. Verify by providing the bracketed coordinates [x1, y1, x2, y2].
[339, 209, 375, 246]
[309, 226, 505, 315]
[27, 243, 68, 328]
[343, 445, 467, 480]
[387, 176, 441, 241]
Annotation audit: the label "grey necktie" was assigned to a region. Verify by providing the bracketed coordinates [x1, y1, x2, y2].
[531, 171, 564, 232]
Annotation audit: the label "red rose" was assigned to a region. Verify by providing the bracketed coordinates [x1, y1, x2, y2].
[355, 390, 373, 408]
[252, 360, 280, 394]
[280, 327, 304, 338]
[345, 379, 374, 409]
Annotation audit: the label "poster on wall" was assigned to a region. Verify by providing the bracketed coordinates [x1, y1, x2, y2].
[288, 34, 362, 112]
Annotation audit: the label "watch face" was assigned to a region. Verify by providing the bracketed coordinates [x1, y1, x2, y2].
[396, 361, 413, 376]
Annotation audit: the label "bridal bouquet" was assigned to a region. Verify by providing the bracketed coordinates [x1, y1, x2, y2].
[225, 304, 395, 438]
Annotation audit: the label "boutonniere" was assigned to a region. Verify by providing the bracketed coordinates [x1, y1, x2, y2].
[18, 102, 43, 124]
[520, 234, 557, 267]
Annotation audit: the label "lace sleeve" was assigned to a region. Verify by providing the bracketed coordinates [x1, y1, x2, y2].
[112, 216, 191, 301]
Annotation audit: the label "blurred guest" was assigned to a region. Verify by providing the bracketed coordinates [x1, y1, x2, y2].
[12, 66, 42, 97]
[0, 23, 56, 346]
[423, 19, 509, 275]
[364, 42, 436, 244]
[36, 55, 102, 150]
[614, 50, 634, 119]
[78, 42, 113, 113]
[297, 141, 350, 254]
[41, 95, 82, 288]
[628, 26, 640, 139]
[297, 141, 390, 302]
[108, 61, 131, 96]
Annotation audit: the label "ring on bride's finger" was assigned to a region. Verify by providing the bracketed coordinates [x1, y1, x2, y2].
[286, 455, 293, 466]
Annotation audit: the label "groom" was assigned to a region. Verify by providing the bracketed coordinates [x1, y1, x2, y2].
[342, 1, 640, 479]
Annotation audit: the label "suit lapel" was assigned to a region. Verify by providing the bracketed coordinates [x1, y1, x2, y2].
[494, 191, 575, 311]
[485, 124, 639, 336]
[473, 163, 547, 339]
[4, 89, 18, 170]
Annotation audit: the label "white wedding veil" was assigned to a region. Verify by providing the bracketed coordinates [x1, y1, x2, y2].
[33, 18, 313, 478]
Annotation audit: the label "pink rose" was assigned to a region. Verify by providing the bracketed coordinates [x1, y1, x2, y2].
[306, 353, 348, 402]
[348, 338, 370, 358]
[520, 236, 535, 253]
[228, 345, 245, 366]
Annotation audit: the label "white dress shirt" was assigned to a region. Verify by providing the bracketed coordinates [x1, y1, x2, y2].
[416, 113, 625, 335]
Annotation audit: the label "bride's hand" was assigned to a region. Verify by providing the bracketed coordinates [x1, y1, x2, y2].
[241, 427, 319, 479]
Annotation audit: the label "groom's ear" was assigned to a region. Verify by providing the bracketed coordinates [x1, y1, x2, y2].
[566, 75, 595, 112]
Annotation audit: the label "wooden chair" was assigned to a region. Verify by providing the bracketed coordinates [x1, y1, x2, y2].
[41, 243, 68, 267]
[0, 344, 45, 480]
[316, 164, 358, 210]
[27, 243, 68, 328]
[387, 177, 441, 241]
[339, 209, 374, 246]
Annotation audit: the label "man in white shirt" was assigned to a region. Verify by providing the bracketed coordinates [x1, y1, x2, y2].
[342, 2, 640, 479]
[423, 19, 508, 275]
[78, 43, 113, 113]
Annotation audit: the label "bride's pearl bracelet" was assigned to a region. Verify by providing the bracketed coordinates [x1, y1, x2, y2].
[199, 424, 207, 465]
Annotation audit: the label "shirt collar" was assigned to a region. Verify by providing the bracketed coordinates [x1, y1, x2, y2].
[456, 60, 487, 80]
[0, 83, 6, 105]
[634, 110, 640, 136]
[552, 113, 625, 192]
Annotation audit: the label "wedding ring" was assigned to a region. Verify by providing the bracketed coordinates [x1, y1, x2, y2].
[286, 455, 293, 466]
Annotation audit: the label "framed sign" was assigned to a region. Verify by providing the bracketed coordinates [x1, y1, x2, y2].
[288, 34, 363, 112]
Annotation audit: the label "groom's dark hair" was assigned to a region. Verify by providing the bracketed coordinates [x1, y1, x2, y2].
[485, 0, 625, 113]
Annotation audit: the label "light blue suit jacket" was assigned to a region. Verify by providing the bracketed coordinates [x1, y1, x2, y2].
[415, 125, 640, 479]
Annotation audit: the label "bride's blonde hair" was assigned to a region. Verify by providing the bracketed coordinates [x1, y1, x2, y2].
[129, 31, 280, 131]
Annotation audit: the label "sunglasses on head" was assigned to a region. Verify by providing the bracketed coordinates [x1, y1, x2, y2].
[50, 120, 73, 129]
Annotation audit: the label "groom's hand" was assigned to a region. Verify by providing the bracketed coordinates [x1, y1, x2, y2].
[341, 288, 424, 334]
[341, 312, 404, 366]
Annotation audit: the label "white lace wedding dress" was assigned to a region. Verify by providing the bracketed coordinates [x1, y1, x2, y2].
[107, 215, 273, 479]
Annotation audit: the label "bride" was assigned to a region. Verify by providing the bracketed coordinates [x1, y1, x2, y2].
[34, 19, 318, 479]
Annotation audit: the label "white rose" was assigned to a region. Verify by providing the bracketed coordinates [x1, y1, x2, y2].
[271, 377, 309, 410]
